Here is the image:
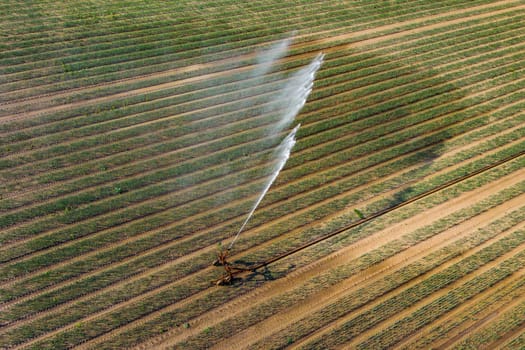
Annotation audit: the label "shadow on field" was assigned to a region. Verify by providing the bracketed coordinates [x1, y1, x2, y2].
[247, 265, 276, 282]
[386, 127, 456, 209]
[216, 44, 471, 280]
[390, 148, 441, 205]
[232, 259, 277, 282]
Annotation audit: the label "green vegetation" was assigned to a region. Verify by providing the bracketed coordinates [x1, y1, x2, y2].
[1, 1, 524, 349]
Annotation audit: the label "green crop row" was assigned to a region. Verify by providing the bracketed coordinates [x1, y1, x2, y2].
[0, 0, 321, 60]
[0, 137, 280, 259]
[0, 65, 291, 146]
[1, 2, 524, 347]
[0, 0, 192, 33]
[0, 83, 286, 172]
[0, 0, 297, 39]
[0, 0, 501, 102]
[8, 162, 524, 349]
[0, 45, 496, 215]
[233, 144, 524, 266]
[5, 148, 524, 350]
[503, 322, 525, 350]
[6, 27, 458, 162]
[292, 0, 514, 44]
[4, 143, 520, 348]
[134, 187, 525, 349]
[0, 56, 462, 213]
[4, 0, 506, 90]
[0, 148, 417, 280]
[2, 0, 368, 55]
[0, 263, 226, 348]
[454, 301, 525, 349]
[6, 52, 523, 187]
[303, 217, 525, 349]
[402, 268, 525, 349]
[0, 0, 486, 71]
[0, 0, 487, 47]
[358, 233, 525, 349]
[3, 91, 520, 292]
[0, 0, 342, 71]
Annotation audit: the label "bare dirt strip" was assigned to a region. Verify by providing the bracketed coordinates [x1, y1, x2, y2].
[1, 2, 524, 348]
[1, 0, 521, 125]
[130, 168, 525, 350]
[210, 195, 525, 350]
[395, 264, 525, 349]
[342, 238, 525, 349]
[3, 37, 522, 237]
[3, 111, 520, 344]
[286, 221, 525, 350]
[431, 280, 525, 349]
[453, 298, 525, 350]
[493, 318, 525, 349]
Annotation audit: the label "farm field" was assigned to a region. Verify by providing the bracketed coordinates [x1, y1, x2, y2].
[1, 0, 525, 349]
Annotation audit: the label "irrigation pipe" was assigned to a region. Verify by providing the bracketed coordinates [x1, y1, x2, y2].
[217, 149, 525, 283]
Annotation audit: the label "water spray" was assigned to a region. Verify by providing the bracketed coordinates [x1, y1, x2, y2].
[229, 124, 300, 250]
[266, 52, 324, 135]
[215, 125, 299, 285]
[213, 38, 324, 284]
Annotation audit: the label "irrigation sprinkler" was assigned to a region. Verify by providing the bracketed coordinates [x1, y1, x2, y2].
[208, 41, 324, 285]
[214, 248, 253, 285]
